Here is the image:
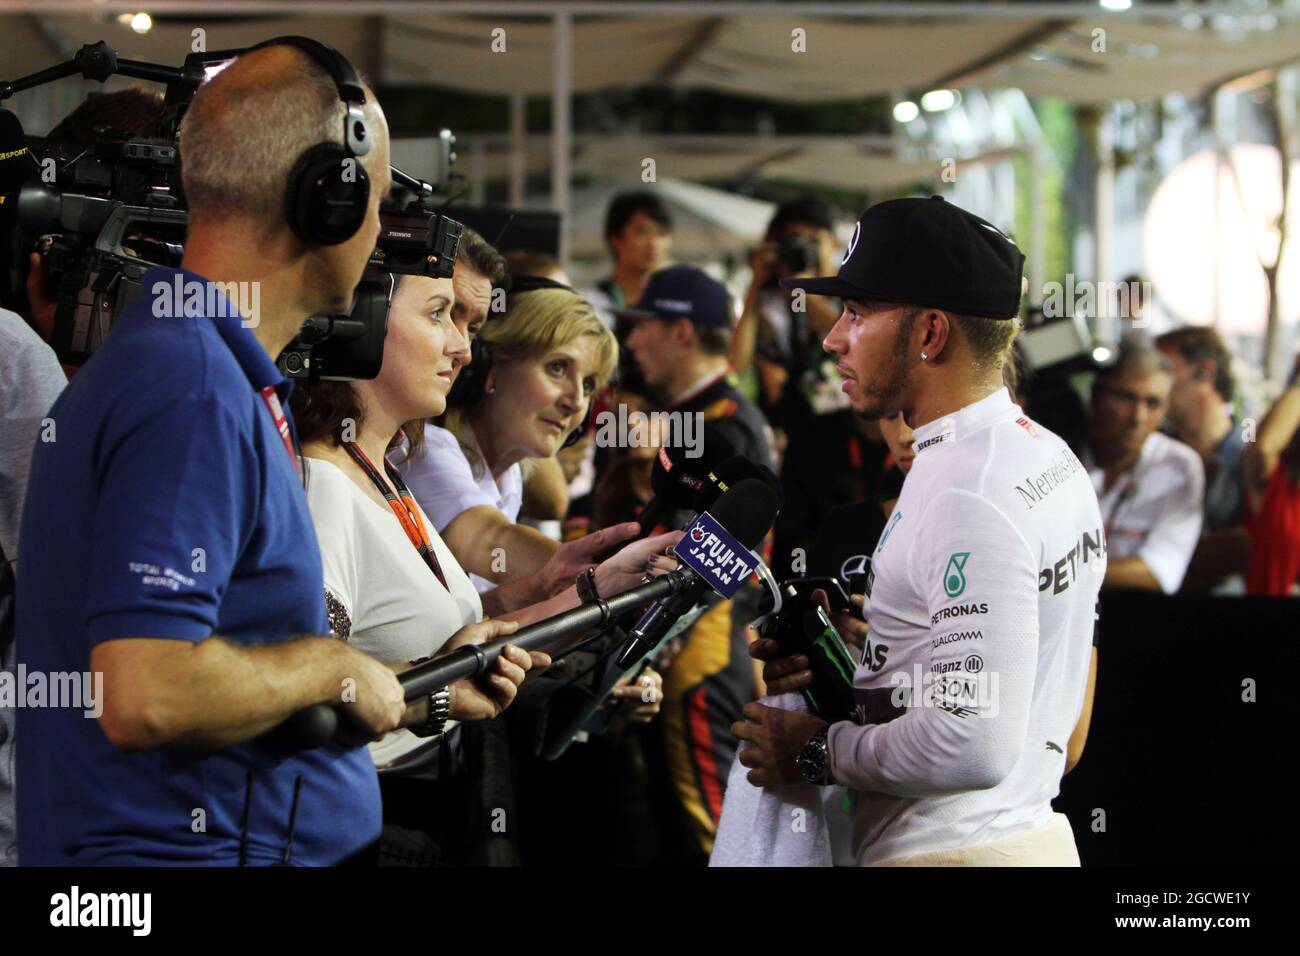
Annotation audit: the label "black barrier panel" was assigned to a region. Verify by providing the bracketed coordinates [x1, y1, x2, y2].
[1054, 591, 1299, 865]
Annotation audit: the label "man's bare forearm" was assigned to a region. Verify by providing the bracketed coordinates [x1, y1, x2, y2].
[1182, 528, 1250, 591]
[1102, 557, 1162, 592]
[731, 295, 760, 373]
[1065, 647, 1098, 774]
[96, 635, 355, 751]
[1256, 385, 1300, 459]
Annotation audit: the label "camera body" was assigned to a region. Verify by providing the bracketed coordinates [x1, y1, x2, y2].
[277, 207, 463, 381]
[16, 128, 187, 363]
[776, 234, 820, 276]
[6, 41, 461, 380]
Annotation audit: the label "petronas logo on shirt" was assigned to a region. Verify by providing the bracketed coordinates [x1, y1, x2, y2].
[944, 552, 970, 598]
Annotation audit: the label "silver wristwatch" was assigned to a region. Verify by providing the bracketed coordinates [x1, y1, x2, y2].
[411, 688, 451, 739]
[796, 726, 831, 785]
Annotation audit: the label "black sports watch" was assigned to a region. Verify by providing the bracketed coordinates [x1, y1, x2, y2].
[796, 726, 831, 785]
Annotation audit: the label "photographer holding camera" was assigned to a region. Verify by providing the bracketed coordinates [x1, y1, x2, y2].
[730, 197, 842, 413]
[15, 40, 405, 866]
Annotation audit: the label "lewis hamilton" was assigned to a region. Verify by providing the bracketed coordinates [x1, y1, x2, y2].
[733, 196, 1105, 866]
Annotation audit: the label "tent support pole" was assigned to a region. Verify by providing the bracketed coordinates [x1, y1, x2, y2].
[1030, 141, 1046, 308]
[551, 10, 573, 268]
[509, 92, 526, 208]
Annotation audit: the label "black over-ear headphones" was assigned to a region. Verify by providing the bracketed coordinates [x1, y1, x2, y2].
[248, 36, 372, 246]
[444, 274, 594, 449]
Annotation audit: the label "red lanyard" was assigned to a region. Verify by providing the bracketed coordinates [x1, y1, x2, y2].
[343, 441, 448, 591]
[260, 386, 301, 475]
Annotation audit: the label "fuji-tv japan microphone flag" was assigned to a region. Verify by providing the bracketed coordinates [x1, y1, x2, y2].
[674, 512, 756, 599]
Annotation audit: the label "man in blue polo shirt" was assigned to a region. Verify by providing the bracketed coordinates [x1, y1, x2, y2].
[15, 43, 406, 865]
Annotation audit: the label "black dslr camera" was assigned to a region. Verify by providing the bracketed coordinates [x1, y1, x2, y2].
[776, 234, 820, 276]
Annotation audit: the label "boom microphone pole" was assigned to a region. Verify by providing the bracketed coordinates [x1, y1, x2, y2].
[275, 570, 692, 749]
[276, 478, 780, 748]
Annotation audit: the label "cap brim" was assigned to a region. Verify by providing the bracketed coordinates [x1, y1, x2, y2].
[777, 275, 865, 299]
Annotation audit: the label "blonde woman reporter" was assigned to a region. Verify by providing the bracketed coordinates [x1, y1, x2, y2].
[290, 268, 679, 863]
[401, 277, 666, 730]
[399, 281, 619, 597]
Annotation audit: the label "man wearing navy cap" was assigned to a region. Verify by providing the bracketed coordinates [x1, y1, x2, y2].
[15, 44, 409, 865]
[623, 264, 777, 863]
[734, 196, 1105, 866]
[624, 265, 775, 473]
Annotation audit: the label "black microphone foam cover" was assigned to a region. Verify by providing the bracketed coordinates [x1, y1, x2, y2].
[649, 429, 735, 506]
[708, 456, 784, 510]
[703, 477, 780, 552]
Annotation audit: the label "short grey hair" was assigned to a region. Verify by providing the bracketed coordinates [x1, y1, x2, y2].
[179, 46, 377, 224]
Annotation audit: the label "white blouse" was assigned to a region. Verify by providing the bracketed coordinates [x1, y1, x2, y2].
[396, 423, 523, 593]
[302, 456, 482, 771]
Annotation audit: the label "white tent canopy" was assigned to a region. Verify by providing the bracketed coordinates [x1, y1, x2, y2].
[5, 5, 1297, 106]
[2, 1, 1294, 317]
[392, 133, 950, 193]
[962, 16, 1300, 103]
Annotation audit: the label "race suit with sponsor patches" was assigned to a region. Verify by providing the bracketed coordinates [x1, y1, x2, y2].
[827, 387, 1104, 864]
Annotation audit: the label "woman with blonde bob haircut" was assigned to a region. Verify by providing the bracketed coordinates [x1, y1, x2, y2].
[401, 279, 666, 728]
[401, 284, 621, 595]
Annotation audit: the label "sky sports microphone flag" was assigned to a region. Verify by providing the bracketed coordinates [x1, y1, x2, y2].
[675, 511, 757, 600]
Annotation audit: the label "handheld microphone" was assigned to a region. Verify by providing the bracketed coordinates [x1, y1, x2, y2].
[276, 568, 697, 748]
[704, 456, 783, 511]
[636, 433, 734, 537]
[274, 479, 779, 748]
[616, 477, 780, 668]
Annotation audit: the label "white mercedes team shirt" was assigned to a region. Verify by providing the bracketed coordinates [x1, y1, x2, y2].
[827, 388, 1104, 865]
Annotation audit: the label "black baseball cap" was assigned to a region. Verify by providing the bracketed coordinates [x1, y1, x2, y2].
[780, 196, 1025, 320]
[619, 264, 731, 329]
